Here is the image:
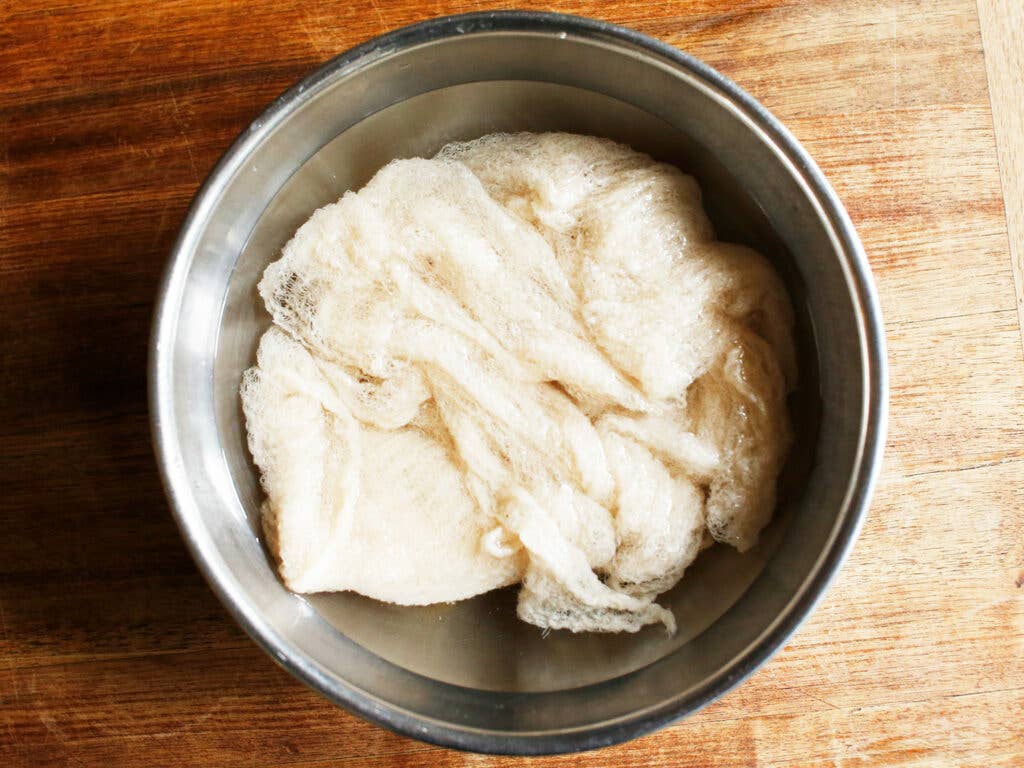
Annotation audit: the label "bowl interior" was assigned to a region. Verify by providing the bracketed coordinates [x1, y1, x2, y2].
[217, 80, 819, 692]
[161, 22, 870, 745]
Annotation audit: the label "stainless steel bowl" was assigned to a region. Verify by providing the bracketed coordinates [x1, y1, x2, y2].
[151, 11, 887, 755]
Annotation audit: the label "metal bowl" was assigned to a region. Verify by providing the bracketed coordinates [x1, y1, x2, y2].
[151, 11, 887, 755]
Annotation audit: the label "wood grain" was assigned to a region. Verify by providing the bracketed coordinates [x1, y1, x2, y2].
[1, 1, 1022, 766]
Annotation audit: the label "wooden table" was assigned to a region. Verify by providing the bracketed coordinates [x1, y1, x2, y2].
[2, 1, 1022, 765]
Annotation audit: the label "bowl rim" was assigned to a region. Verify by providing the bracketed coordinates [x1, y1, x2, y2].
[150, 9, 888, 755]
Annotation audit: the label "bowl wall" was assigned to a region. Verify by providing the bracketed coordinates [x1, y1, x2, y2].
[152, 12, 886, 754]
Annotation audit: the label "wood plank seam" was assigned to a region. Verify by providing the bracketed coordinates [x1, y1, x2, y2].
[977, 0, 1024, 365]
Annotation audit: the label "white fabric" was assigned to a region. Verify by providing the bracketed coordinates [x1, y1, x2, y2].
[241, 133, 795, 632]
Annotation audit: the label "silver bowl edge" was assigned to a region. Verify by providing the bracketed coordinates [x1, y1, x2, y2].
[149, 10, 889, 755]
